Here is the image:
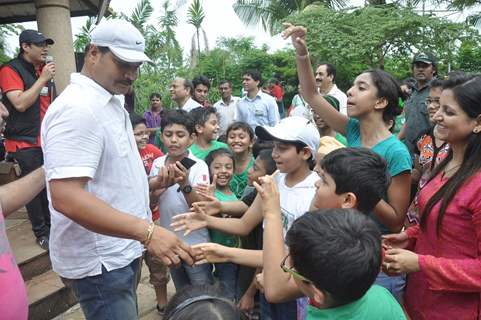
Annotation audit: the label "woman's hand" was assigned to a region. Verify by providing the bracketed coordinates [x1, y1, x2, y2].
[382, 231, 410, 249]
[281, 23, 309, 56]
[383, 248, 420, 274]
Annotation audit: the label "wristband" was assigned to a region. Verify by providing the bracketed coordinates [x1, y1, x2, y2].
[142, 222, 155, 248]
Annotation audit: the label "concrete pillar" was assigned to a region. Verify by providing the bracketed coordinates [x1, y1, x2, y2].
[35, 0, 76, 93]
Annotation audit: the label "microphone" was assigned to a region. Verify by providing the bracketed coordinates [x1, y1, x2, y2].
[45, 55, 54, 100]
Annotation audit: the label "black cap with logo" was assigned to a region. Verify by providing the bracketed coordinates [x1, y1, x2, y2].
[412, 52, 436, 65]
[19, 30, 54, 46]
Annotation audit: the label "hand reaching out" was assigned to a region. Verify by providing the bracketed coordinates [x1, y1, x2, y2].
[171, 203, 209, 235]
[191, 193, 222, 216]
[191, 242, 233, 264]
[281, 23, 309, 56]
[146, 226, 195, 267]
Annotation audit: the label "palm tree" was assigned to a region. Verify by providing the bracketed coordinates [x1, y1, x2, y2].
[187, 0, 209, 66]
[233, 0, 347, 35]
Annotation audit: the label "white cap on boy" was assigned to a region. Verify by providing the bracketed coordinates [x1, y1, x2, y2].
[90, 19, 152, 63]
[255, 116, 321, 160]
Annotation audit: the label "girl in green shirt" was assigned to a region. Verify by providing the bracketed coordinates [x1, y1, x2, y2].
[205, 148, 241, 301]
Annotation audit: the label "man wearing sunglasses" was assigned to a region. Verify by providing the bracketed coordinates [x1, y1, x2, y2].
[0, 29, 55, 250]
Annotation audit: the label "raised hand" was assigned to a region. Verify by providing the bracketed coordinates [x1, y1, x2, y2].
[253, 171, 281, 217]
[193, 174, 216, 200]
[191, 193, 222, 216]
[146, 226, 195, 267]
[171, 203, 209, 235]
[40, 62, 55, 83]
[281, 23, 308, 56]
[191, 242, 232, 264]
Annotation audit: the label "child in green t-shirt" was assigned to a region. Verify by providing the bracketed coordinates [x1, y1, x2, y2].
[204, 148, 240, 301]
[226, 122, 255, 198]
[189, 107, 228, 160]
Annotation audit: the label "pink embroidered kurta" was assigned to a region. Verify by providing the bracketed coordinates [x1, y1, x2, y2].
[404, 171, 481, 320]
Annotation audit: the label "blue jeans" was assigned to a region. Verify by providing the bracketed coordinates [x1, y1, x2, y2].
[214, 262, 240, 301]
[260, 294, 297, 320]
[375, 271, 406, 302]
[169, 261, 213, 291]
[68, 258, 141, 320]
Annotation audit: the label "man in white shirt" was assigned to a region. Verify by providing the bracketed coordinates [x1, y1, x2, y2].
[315, 63, 348, 115]
[170, 77, 202, 112]
[213, 80, 239, 138]
[42, 19, 193, 320]
[236, 69, 280, 132]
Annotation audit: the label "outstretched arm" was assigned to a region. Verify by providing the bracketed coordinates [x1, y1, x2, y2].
[193, 242, 263, 268]
[0, 167, 45, 217]
[282, 23, 349, 135]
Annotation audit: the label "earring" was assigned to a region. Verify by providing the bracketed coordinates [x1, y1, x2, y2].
[474, 128, 480, 134]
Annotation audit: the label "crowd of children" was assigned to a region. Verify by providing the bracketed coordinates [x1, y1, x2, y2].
[123, 22, 481, 320]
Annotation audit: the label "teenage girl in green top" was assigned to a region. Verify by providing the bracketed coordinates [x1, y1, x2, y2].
[205, 148, 241, 301]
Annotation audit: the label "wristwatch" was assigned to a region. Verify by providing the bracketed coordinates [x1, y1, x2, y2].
[179, 185, 192, 194]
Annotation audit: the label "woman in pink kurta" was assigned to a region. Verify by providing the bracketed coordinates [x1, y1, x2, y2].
[383, 75, 481, 320]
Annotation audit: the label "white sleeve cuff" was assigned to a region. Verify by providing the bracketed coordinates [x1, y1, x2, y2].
[46, 166, 96, 181]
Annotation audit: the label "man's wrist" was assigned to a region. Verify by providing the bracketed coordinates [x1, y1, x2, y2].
[296, 52, 309, 59]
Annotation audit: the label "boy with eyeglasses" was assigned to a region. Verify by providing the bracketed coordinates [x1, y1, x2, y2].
[283, 209, 406, 319]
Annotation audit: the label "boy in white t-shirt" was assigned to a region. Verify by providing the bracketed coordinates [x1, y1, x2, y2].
[149, 109, 213, 290]
[173, 116, 320, 319]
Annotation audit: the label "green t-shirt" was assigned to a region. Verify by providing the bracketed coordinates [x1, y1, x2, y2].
[189, 140, 229, 160]
[209, 190, 240, 248]
[229, 157, 254, 199]
[307, 285, 406, 320]
[335, 132, 347, 146]
[153, 129, 168, 154]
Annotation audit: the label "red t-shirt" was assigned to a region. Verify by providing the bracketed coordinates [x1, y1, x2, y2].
[270, 84, 284, 101]
[139, 144, 163, 174]
[139, 144, 163, 221]
[0, 65, 51, 152]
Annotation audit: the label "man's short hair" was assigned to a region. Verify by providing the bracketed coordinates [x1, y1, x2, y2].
[243, 69, 262, 86]
[320, 147, 390, 214]
[286, 208, 382, 306]
[190, 106, 218, 133]
[319, 62, 337, 82]
[183, 79, 194, 96]
[219, 80, 232, 88]
[83, 43, 110, 56]
[160, 109, 195, 135]
[192, 75, 211, 89]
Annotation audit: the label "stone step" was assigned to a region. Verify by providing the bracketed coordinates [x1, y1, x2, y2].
[26, 269, 77, 320]
[7, 217, 50, 281]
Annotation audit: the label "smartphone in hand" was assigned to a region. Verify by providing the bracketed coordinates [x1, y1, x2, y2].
[179, 157, 196, 170]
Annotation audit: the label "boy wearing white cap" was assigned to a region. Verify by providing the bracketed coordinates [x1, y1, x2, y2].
[41, 19, 193, 320]
[173, 116, 320, 319]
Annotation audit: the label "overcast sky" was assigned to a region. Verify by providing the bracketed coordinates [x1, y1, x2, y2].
[4, 0, 476, 56]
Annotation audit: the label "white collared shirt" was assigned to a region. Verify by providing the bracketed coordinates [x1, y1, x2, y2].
[328, 84, 348, 115]
[180, 97, 202, 112]
[213, 96, 239, 135]
[42, 73, 150, 279]
[236, 90, 280, 132]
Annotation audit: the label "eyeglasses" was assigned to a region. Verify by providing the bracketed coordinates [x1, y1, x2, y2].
[426, 98, 440, 107]
[280, 254, 312, 284]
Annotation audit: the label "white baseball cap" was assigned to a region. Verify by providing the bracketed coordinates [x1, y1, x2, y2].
[255, 116, 321, 160]
[90, 19, 152, 63]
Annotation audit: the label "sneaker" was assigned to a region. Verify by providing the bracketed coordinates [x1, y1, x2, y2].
[156, 304, 166, 316]
[36, 236, 49, 251]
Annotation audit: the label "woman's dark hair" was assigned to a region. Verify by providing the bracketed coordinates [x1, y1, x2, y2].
[256, 148, 276, 175]
[226, 121, 255, 142]
[149, 92, 161, 100]
[164, 284, 246, 320]
[420, 75, 481, 234]
[364, 69, 402, 124]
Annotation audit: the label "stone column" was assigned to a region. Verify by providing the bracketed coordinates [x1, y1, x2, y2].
[35, 0, 76, 93]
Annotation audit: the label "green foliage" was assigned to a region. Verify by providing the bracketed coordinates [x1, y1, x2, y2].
[0, 24, 22, 64]
[188, 37, 298, 106]
[286, 5, 479, 90]
[233, 0, 346, 35]
[73, 17, 96, 53]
